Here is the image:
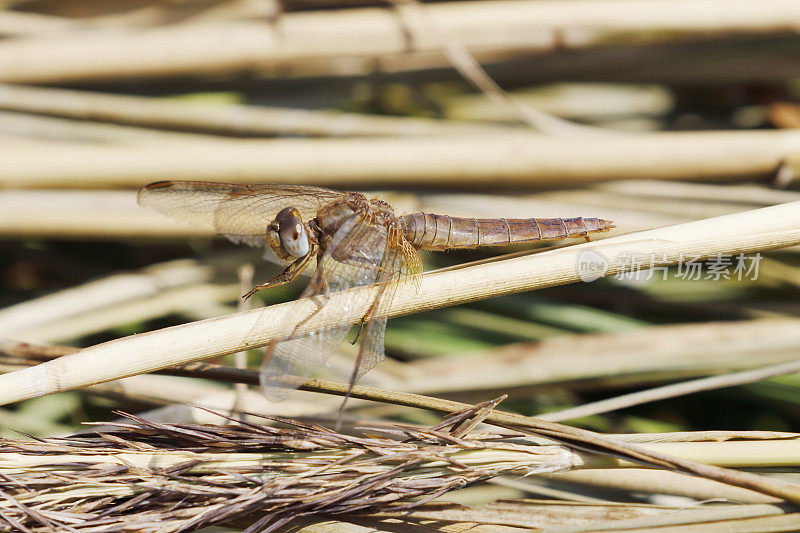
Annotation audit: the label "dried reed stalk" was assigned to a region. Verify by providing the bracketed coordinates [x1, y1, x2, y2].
[0, 404, 576, 532]
[4, 342, 800, 506]
[445, 84, 674, 123]
[1, 0, 799, 83]
[0, 84, 514, 137]
[4, 130, 800, 187]
[369, 500, 794, 531]
[0, 0, 273, 37]
[0, 10, 76, 37]
[598, 180, 800, 206]
[0, 110, 216, 145]
[0, 350, 231, 408]
[0, 189, 209, 239]
[549, 468, 782, 504]
[0, 260, 211, 338]
[10, 282, 238, 344]
[401, 318, 800, 394]
[541, 357, 800, 423]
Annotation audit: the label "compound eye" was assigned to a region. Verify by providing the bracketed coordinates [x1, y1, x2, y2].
[276, 208, 310, 258]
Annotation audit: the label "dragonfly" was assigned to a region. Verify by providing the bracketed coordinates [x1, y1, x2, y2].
[138, 181, 613, 403]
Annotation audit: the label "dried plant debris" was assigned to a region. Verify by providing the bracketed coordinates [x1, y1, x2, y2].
[0, 405, 576, 532]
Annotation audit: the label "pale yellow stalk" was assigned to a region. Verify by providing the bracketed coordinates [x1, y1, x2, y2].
[0, 201, 798, 405]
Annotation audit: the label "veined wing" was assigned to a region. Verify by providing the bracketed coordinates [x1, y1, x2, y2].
[260, 210, 422, 399]
[137, 180, 347, 247]
[258, 257, 376, 400]
[357, 237, 422, 379]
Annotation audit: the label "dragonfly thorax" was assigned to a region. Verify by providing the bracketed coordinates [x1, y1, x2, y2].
[267, 207, 312, 260]
[315, 194, 397, 237]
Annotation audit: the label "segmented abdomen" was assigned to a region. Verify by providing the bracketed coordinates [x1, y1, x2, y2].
[400, 213, 614, 251]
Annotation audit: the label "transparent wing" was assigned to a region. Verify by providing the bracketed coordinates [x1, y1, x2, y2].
[137, 180, 347, 247]
[259, 211, 420, 399]
[355, 238, 422, 381]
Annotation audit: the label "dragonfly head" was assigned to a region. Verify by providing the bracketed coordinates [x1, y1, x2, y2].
[268, 207, 311, 260]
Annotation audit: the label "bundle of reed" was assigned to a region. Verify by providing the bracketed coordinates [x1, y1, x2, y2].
[0, 404, 575, 532]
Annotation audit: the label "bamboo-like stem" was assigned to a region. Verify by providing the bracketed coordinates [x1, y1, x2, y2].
[4, 130, 800, 187]
[0, 10, 76, 37]
[540, 359, 800, 423]
[0, 201, 798, 405]
[401, 318, 800, 394]
[74, 0, 280, 28]
[0, 189, 209, 239]
[4, 347, 800, 504]
[0, 110, 222, 145]
[372, 502, 791, 531]
[232, 263, 254, 414]
[582, 441, 800, 469]
[540, 189, 758, 219]
[549, 469, 781, 503]
[1, 0, 800, 83]
[445, 84, 674, 123]
[9, 283, 239, 344]
[7, 336, 798, 437]
[85, 372, 230, 406]
[533, 504, 797, 533]
[0, 1, 275, 37]
[0, 259, 211, 337]
[598, 180, 800, 206]
[0, 84, 516, 137]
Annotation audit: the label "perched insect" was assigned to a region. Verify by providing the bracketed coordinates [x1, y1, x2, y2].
[138, 181, 613, 401]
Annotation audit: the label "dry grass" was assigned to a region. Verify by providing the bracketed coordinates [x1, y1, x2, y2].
[3, 401, 800, 532]
[0, 402, 578, 532]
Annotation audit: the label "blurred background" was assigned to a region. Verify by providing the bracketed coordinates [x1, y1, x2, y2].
[1, 0, 800, 524]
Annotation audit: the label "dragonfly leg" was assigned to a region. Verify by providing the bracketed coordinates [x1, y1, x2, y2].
[310, 292, 330, 310]
[350, 319, 366, 345]
[309, 263, 332, 309]
[242, 252, 314, 300]
[349, 288, 383, 345]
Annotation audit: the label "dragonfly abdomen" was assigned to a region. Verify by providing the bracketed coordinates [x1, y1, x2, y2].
[400, 213, 614, 251]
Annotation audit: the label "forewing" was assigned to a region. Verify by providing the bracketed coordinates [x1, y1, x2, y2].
[137, 181, 346, 247]
[259, 212, 405, 398]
